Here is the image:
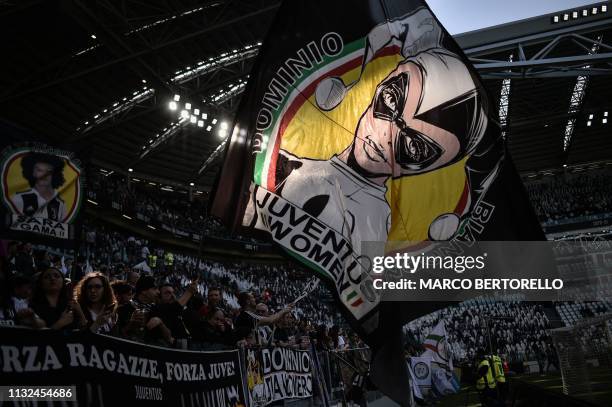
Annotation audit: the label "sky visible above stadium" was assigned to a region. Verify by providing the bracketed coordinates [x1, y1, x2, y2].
[428, 0, 604, 34]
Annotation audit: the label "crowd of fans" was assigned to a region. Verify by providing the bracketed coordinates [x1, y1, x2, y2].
[88, 170, 255, 243]
[3, 221, 607, 364]
[525, 169, 612, 224]
[86, 165, 612, 253]
[405, 299, 555, 365]
[3, 166, 611, 365]
[90, 167, 612, 244]
[0, 220, 354, 351]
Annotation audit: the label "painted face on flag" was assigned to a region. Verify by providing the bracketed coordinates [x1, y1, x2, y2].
[352, 61, 462, 178]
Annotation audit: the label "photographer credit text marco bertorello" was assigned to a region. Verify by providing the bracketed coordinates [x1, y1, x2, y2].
[370, 252, 564, 291]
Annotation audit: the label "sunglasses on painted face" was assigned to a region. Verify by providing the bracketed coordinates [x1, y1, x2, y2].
[373, 73, 442, 171]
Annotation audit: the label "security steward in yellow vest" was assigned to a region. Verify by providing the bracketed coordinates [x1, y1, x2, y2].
[163, 252, 174, 272]
[491, 355, 507, 401]
[476, 355, 498, 406]
[148, 254, 157, 269]
[476, 358, 496, 390]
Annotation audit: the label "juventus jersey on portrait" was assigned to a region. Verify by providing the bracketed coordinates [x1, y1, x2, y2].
[11, 188, 66, 221]
[273, 150, 391, 249]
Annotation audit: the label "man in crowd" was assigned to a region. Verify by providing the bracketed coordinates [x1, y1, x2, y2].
[255, 303, 273, 345]
[14, 243, 35, 278]
[70, 255, 85, 283]
[475, 351, 498, 406]
[199, 286, 225, 318]
[155, 280, 198, 345]
[234, 291, 293, 341]
[127, 270, 140, 287]
[4, 241, 19, 276]
[116, 275, 174, 345]
[234, 292, 258, 340]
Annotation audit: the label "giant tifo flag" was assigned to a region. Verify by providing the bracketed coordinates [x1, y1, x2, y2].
[211, 0, 543, 404]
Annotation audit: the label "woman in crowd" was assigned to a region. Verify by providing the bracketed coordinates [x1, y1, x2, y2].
[74, 272, 117, 334]
[30, 267, 79, 330]
[197, 306, 235, 349]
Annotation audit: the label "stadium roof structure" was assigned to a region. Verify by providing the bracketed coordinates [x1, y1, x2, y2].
[455, 1, 612, 178]
[0, 0, 611, 190]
